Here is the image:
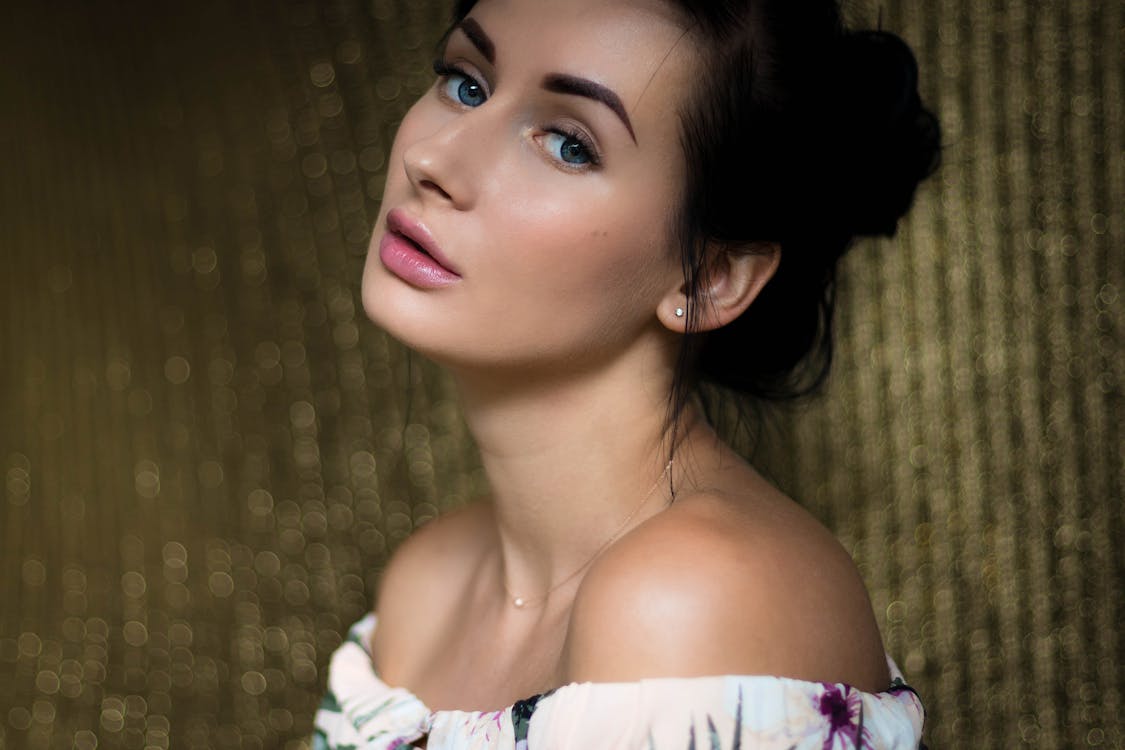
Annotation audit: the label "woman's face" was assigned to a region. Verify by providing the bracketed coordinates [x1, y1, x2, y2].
[362, 0, 697, 376]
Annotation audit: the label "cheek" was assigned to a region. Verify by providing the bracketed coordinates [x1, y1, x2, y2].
[484, 192, 673, 328]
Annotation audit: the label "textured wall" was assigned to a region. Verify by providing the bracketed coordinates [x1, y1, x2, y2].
[1, 1, 1120, 748]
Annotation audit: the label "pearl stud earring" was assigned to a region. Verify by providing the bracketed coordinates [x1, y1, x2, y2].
[674, 307, 685, 318]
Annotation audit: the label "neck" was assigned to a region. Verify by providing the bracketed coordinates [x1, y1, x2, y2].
[451, 345, 682, 607]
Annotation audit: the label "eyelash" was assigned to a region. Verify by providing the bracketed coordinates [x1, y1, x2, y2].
[430, 58, 603, 170]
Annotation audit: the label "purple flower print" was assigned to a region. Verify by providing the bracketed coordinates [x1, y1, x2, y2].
[817, 684, 872, 750]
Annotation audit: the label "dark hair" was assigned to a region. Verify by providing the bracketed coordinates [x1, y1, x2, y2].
[667, 2, 940, 431]
[447, 0, 940, 429]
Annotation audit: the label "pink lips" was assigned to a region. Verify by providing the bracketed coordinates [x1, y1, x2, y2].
[378, 209, 461, 289]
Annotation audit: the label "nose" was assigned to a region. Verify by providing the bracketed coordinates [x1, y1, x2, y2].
[401, 115, 478, 211]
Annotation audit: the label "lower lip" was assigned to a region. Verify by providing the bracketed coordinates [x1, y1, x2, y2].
[378, 232, 461, 288]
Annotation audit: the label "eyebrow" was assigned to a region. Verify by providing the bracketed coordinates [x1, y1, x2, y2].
[457, 18, 494, 64]
[542, 73, 637, 143]
[452, 20, 637, 144]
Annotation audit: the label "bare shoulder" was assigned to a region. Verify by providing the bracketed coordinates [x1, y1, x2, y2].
[372, 500, 494, 670]
[565, 474, 891, 692]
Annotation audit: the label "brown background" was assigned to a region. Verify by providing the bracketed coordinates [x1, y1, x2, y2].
[1, 0, 1121, 748]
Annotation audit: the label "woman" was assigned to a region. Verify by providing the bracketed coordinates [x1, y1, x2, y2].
[316, 0, 939, 746]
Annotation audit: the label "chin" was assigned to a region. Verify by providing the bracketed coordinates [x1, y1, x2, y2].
[360, 267, 460, 368]
[362, 268, 421, 348]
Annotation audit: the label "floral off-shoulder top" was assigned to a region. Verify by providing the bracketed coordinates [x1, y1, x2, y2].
[313, 615, 925, 749]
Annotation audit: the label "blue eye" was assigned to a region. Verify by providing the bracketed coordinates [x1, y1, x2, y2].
[543, 130, 597, 166]
[433, 61, 487, 107]
[451, 74, 486, 107]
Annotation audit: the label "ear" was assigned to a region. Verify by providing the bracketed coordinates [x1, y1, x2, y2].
[658, 242, 780, 333]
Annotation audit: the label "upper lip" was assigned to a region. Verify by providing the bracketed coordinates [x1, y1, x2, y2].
[386, 209, 461, 276]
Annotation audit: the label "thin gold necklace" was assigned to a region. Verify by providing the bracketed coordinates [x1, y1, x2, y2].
[502, 460, 674, 609]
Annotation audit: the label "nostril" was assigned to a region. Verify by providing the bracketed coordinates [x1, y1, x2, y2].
[420, 179, 452, 201]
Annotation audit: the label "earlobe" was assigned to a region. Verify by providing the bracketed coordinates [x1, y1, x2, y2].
[658, 297, 690, 333]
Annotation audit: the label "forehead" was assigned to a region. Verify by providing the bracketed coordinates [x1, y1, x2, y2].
[459, 0, 699, 117]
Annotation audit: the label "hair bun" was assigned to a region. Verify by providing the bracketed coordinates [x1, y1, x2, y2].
[825, 29, 942, 238]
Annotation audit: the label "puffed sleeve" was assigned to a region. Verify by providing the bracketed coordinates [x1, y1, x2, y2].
[521, 667, 924, 750]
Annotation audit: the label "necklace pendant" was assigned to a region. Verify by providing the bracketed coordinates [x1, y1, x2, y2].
[513, 596, 526, 608]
